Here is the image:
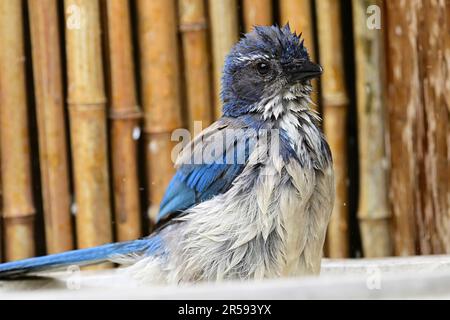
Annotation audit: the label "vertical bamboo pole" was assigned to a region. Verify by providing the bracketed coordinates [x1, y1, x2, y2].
[352, 0, 392, 257]
[104, 0, 142, 241]
[137, 0, 183, 227]
[0, 0, 36, 261]
[385, 0, 420, 256]
[65, 0, 112, 249]
[279, 0, 315, 61]
[316, 0, 349, 258]
[279, 0, 318, 106]
[0, 156, 2, 262]
[178, 0, 213, 133]
[415, 0, 449, 254]
[28, 0, 73, 254]
[208, 0, 239, 118]
[446, 1, 450, 252]
[242, 0, 273, 32]
[386, 0, 449, 255]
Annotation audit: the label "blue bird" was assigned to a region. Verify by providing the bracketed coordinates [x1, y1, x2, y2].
[0, 24, 334, 284]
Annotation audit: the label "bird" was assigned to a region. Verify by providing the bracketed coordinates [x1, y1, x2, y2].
[0, 24, 334, 284]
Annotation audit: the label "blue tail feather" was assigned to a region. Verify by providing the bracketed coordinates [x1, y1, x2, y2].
[0, 237, 161, 278]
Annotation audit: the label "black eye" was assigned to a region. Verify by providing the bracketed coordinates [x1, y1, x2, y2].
[256, 62, 270, 75]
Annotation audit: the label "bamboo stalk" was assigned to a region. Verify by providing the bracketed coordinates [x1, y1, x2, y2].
[386, 0, 449, 255]
[0, 149, 4, 262]
[0, 0, 36, 261]
[178, 0, 213, 133]
[208, 0, 239, 118]
[137, 0, 183, 227]
[242, 0, 273, 32]
[446, 1, 450, 253]
[104, 0, 142, 241]
[279, 0, 315, 60]
[352, 0, 392, 257]
[0, 153, 2, 262]
[385, 0, 420, 256]
[415, 0, 449, 254]
[28, 0, 73, 254]
[65, 0, 112, 249]
[316, 0, 349, 258]
[279, 0, 319, 106]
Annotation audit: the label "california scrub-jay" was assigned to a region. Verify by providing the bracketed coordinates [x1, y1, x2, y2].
[0, 25, 334, 284]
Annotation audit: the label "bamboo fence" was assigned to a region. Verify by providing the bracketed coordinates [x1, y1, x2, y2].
[65, 0, 113, 250]
[0, 0, 36, 261]
[28, 0, 73, 254]
[0, 0, 447, 261]
[316, 0, 350, 258]
[104, 0, 142, 241]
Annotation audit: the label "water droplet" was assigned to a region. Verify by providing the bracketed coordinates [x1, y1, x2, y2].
[71, 202, 77, 215]
[132, 126, 141, 140]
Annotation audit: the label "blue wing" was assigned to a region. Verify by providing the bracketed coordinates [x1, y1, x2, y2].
[156, 117, 256, 224]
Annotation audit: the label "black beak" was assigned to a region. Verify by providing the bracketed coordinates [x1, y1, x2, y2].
[286, 60, 323, 82]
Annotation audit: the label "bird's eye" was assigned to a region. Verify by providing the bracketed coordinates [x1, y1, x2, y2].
[256, 62, 270, 75]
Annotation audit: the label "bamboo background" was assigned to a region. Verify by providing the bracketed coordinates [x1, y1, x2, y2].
[0, 0, 448, 262]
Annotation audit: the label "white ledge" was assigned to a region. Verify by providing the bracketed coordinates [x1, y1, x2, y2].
[1, 255, 450, 299]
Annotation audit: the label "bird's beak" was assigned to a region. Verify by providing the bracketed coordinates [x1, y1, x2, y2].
[286, 60, 323, 83]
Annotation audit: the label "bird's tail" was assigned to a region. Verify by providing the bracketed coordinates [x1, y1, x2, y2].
[0, 237, 160, 279]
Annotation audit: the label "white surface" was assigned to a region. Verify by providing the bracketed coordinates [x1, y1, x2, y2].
[1, 255, 450, 299]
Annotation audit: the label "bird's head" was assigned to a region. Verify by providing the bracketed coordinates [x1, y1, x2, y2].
[221, 24, 322, 118]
